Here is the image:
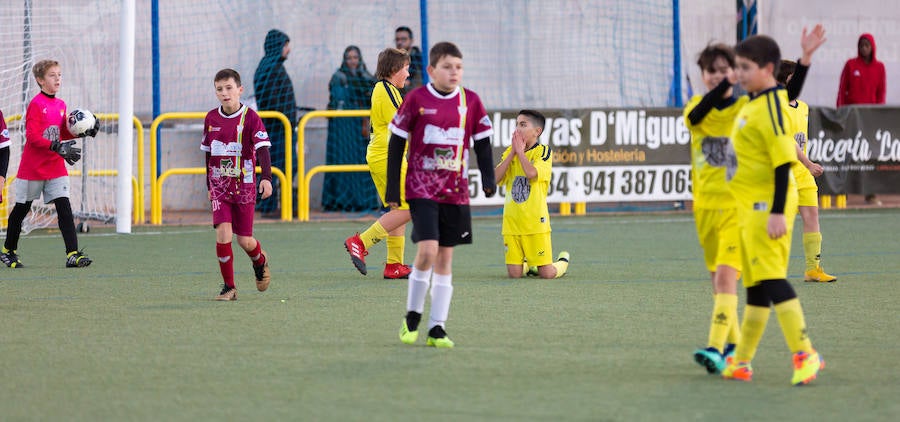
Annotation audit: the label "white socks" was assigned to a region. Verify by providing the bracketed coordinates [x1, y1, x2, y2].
[406, 267, 454, 332]
[407, 267, 432, 314]
[428, 273, 453, 331]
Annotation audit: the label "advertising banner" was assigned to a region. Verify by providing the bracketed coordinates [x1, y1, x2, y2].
[470, 108, 692, 205]
[468, 106, 900, 206]
[808, 106, 900, 195]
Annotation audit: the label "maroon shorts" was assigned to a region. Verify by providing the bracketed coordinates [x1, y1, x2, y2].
[211, 199, 255, 237]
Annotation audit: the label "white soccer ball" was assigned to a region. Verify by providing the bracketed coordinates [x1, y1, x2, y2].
[66, 108, 96, 137]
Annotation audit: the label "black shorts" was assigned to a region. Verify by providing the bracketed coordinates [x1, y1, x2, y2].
[408, 198, 472, 247]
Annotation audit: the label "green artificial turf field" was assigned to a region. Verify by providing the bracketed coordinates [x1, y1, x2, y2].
[1, 210, 898, 421]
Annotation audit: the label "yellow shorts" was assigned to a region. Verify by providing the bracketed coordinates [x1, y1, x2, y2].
[739, 205, 797, 287]
[367, 157, 408, 210]
[793, 164, 818, 207]
[504, 233, 553, 267]
[693, 207, 742, 273]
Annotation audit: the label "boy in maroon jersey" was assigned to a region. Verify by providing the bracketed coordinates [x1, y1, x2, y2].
[386, 42, 496, 348]
[1, 60, 97, 269]
[202, 69, 273, 301]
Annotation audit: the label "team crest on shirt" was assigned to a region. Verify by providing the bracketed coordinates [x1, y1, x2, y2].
[737, 117, 747, 128]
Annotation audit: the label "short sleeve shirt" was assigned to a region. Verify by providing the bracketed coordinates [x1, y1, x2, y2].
[727, 87, 798, 210]
[388, 84, 493, 204]
[500, 143, 553, 235]
[201, 105, 270, 204]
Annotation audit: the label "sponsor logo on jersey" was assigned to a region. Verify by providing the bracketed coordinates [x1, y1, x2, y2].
[419, 107, 437, 115]
[255, 130, 269, 140]
[422, 147, 461, 171]
[210, 140, 243, 156]
[422, 124, 463, 146]
[208, 126, 221, 132]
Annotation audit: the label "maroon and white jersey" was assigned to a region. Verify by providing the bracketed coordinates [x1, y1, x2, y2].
[201, 104, 270, 204]
[388, 84, 493, 204]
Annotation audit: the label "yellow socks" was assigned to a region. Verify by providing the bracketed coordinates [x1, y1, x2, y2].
[360, 221, 389, 250]
[774, 298, 813, 354]
[735, 305, 770, 363]
[707, 293, 738, 352]
[802, 232, 823, 272]
[552, 260, 568, 278]
[386, 235, 405, 264]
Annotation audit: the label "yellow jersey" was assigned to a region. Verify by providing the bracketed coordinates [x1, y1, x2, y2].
[684, 95, 748, 209]
[727, 87, 798, 211]
[783, 99, 809, 155]
[500, 143, 553, 235]
[366, 80, 404, 160]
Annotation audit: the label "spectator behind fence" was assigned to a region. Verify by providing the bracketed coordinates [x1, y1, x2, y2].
[321, 46, 378, 212]
[395, 26, 423, 94]
[253, 29, 297, 217]
[837, 33, 886, 205]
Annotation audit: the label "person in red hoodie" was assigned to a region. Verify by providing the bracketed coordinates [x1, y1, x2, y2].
[837, 33, 886, 107]
[837, 34, 887, 204]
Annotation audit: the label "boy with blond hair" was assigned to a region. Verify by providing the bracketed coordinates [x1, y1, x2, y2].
[1, 59, 97, 268]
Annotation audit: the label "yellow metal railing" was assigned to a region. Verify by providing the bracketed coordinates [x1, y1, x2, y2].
[1, 113, 145, 226]
[296, 109, 370, 221]
[300, 164, 371, 221]
[149, 111, 292, 224]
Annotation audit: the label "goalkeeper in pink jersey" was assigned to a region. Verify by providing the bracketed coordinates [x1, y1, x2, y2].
[202, 69, 273, 301]
[1, 60, 97, 269]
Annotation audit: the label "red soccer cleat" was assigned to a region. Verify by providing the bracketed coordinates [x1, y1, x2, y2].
[344, 233, 368, 275]
[384, 263, 412, 279]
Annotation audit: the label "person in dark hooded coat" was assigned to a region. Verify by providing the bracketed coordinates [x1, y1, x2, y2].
[254, 29, 297, 216]
[321, 45, 378, 211]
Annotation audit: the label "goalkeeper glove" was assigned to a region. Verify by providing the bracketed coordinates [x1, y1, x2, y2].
[83, 119, 100, 137]
[50, 140, 82, 165]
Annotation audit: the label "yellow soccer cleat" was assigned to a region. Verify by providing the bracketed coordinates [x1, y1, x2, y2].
[399, 319, 418, 345]
[426, 336, 455, 348]
[792, 350, 824, 386]
[425, 325, 454, 349]
[804, 267, 837, 283]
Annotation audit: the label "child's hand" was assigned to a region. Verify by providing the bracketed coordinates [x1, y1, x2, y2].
[83, 118, 100, 137]
[800, 24, 827, 63]
[806, 162, 824, 177]
[725, 67, 737, 88]
[511, 131, 525, 153]
[767, 213, 787, 239]
[258, 179, 273, 199]
[50, 140, 82, 165]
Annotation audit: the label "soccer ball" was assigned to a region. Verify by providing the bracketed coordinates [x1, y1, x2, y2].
[67, 108, 96, 137]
